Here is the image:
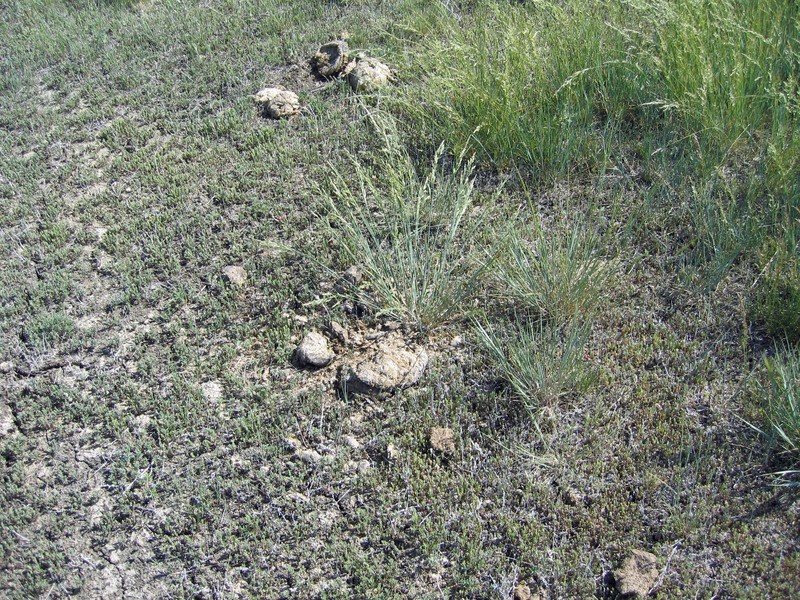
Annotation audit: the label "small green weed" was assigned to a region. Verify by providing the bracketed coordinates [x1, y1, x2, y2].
[22, 312, 75, 350]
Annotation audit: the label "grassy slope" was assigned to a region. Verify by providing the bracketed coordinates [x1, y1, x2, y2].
[0, 1, 798, 599]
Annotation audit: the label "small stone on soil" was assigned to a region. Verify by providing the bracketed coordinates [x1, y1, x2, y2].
[429, 427, 456, 455]
[294, 331, 335, 368]
[285, 491, 310, 503]
[386, 443, 399, 461]
[0, 403, 17, 438]
[326, 321, 348, 345]
[342, 434, 361, 450]
[343, 265, 364, 284]
[296, 448, 323, 464]
[222, 265, 247, 287]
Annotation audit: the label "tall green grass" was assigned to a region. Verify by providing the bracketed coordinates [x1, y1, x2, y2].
[399, 0, 799, 334]
[644, 0, 799, 154]
[401, 0, 799, 181]
[399, 0, 648, 174]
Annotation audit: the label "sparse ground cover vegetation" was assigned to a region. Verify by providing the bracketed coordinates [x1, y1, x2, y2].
[1, 0, 799, 598]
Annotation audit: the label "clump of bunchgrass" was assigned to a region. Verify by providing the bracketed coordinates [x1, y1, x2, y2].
[476, 214, 609, 422]
[323, 112, 496, 332]
[760, 344, 800, 482]
[493, 218, 614, 325]
[751, 238, 800, 343]
[476, 318, 594, 419]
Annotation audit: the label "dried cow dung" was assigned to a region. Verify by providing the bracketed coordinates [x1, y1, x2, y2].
[347, 56, 393, 92]
[253, 87, 300, 118]
[314, 40, 350, 77]
[339, 345, 428, 397]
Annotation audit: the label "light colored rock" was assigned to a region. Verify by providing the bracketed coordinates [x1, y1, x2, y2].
[131, 414, 151, 436]
[514, 583, 532, 600]
[344, 459, 372, 475]
[339, 344, 428, 396]
[253, 87, 300, 118]
[343, 265, 363, 284]
[285, 491, 310, 503]
[0, 402, 17, 438]
[429, 427, 456, 455]
[314, 40, 349, 77]
[615, 549, 658, 597]
[342, 435, 361, 450]
[347, 57, 392, 92]
[296, 448, 323, 464]
[295, 331, 335, 368]
[386, 443, 399, 461]
[200, 381, 223, 402]
[222, 265, 247, 287]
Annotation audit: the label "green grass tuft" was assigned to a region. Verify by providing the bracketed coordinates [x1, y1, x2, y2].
[761, 344, 800, 478]
[494, 217, 613, 325]
[323, 111, 497, 332]
[476, 318, 594, 418]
